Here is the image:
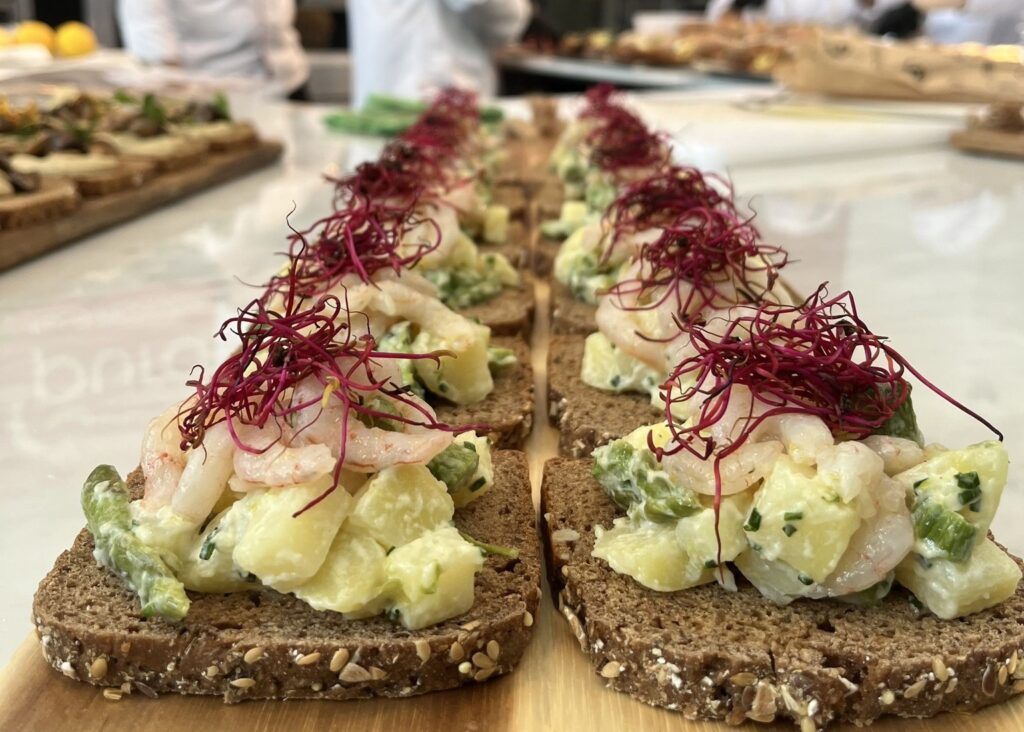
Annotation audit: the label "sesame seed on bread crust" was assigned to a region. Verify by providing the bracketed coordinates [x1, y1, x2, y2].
[33, 451, 540, 703]
[540, 457, 1024, 729]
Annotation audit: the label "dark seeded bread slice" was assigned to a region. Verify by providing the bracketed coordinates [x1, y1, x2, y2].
[536, 178, 565, 219]
[531, 233, 562, 277]
[433, 335, 533, 449]
[33, 451, 541, 703]
[69, 159, 154, 197]
[550, 280, 598, 335]
[541, 457, 1024, 729]
[460, 274, 535, 338]
[0, 177, 80, 229]
[548, 335, 659, 457]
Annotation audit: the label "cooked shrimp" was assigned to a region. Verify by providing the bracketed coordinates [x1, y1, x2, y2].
[171, 422, 237, 523]
[861, 435, 925, 476]
[369, 278, 486, 351]
[403, 203, 462, 267]
[140, 403, 187, 510]
[662, 440, 784, 496]
[756, 413, 833, 467]
[816, 441, 885, 507]
[595, 293, 671, 370]
[821, 475, 913, 596]
[232, 423, 336, 487]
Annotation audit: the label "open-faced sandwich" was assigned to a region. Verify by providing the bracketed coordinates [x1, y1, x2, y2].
[163, 91, 259, 153]
[548, 165, 793, 456]
[326, 89, 536, 338]
[92, 92, 207, 172]
[542, 284, 1024, 729]
[0, 153, 79, 229]
[32, 128, 542, 696]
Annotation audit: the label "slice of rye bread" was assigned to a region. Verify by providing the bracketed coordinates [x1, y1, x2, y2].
[550, 280, 598, 335]
[33, 451, 541, 703]
[459, 273, 535, 338]
[548, 335, 659, 457]
[433, 335, 533, 449]
[476, 218, 531, 270]
[540, 457, 1024, 729]
[0, 177, 80, 229]
[71, 159, 154, 197]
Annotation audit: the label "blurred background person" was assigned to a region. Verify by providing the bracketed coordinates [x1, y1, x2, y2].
[347, 0, 531, 108]
[117, 0, 309, 98]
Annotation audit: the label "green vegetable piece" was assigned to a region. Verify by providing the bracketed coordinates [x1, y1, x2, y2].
[797, 573, 815, 586]
[872, 385, 924, 445]
[458, 531, 519, 558]
[591, 441, 701, 523]
[141, 93, 167, 126]
[378, 321, 423, 398]
[81, 465, 190, 620]
[956, 471, 982, 512]
[198, 526, 219, 561]
[783, 511, 803, 521]
[427, 443, 480, 496]
[212, 91, 232, 121]
[487, 346, 516, 371]
[357, 396, 401, 431]
[744, 507, 762, 532]
[911, 497, 976, 563]
[112, 89, 137, 105]
[782, 523, 798, 537]
[422, 267, 504, 309]
[364, 94, 428, 116]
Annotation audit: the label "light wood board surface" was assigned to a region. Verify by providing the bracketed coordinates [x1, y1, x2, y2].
[0, 140, 284, 273]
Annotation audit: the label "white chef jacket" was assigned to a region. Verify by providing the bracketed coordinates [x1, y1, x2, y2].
[705, 0, 1024, 44]
[347, 0, 531, 108]
[117, 0, 309, 96]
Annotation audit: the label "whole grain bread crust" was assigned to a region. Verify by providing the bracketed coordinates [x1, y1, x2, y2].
[550, 280, 598, 335]
[460, 273, 536, 338]
[547, 334, 659, 456]
[34, 451, 540, 703]
[0, 177, 80, 229]
[432, 335, 533, 450]
[540, 457, 1024, 728]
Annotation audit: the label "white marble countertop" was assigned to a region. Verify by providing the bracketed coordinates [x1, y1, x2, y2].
[2, 87, 1022, 668]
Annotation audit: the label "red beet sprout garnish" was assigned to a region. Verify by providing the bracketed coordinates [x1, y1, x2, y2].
[604, 166, 738, 260]
[177, 294, 466, 515]
[579, 85, 668, 177]
[263, 196, 440, 304]
[400, 87, 481, 161]
[655, 283, 1001, 562]
[604, 206, 788, 324]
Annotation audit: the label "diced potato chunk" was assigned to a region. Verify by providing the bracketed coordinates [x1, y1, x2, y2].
[621, 423, 673, 453]
[349, 465, 454, 548]
[292, 527, 387, 614]
[178, 499, 256, 593]
[747, 456, 861, 583]
[234, 474, 354, 589]
[896, 440, 1008, 537]
[483, 204, 510, 244]
[675, 492, 751, 569]
[581, 332, 661, 395]
[385, 526, 484, 629]
[413, 324, 493, 405]
[896, 538, 1022, 619]
[447, 433, 494, 508]
[593, 517, 712, 591]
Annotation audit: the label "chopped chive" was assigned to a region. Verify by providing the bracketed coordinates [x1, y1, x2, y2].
[743, 507, 762, 532]
[704, 559, 718, 569]
[797, 573, 814, 586]
[783, 511, 803, 521]
[782, 523, 798, 537]
[469, 477, 487, 492]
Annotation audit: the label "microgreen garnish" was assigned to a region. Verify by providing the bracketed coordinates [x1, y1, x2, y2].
[176, 294, 470, 516]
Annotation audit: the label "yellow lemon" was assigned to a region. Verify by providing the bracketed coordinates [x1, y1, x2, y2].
[13, 21, 56, 53]
[55, 21, 97, 58]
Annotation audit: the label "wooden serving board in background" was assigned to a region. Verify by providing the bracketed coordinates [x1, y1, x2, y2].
[0, 140, 284, 273]
[951, 128, 1024, 160]
[1, 281, 1023, 732]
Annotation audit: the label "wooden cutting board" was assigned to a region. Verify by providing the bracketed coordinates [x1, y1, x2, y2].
[1, 282, 1023, 731]
[0, 140, 284, 273]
